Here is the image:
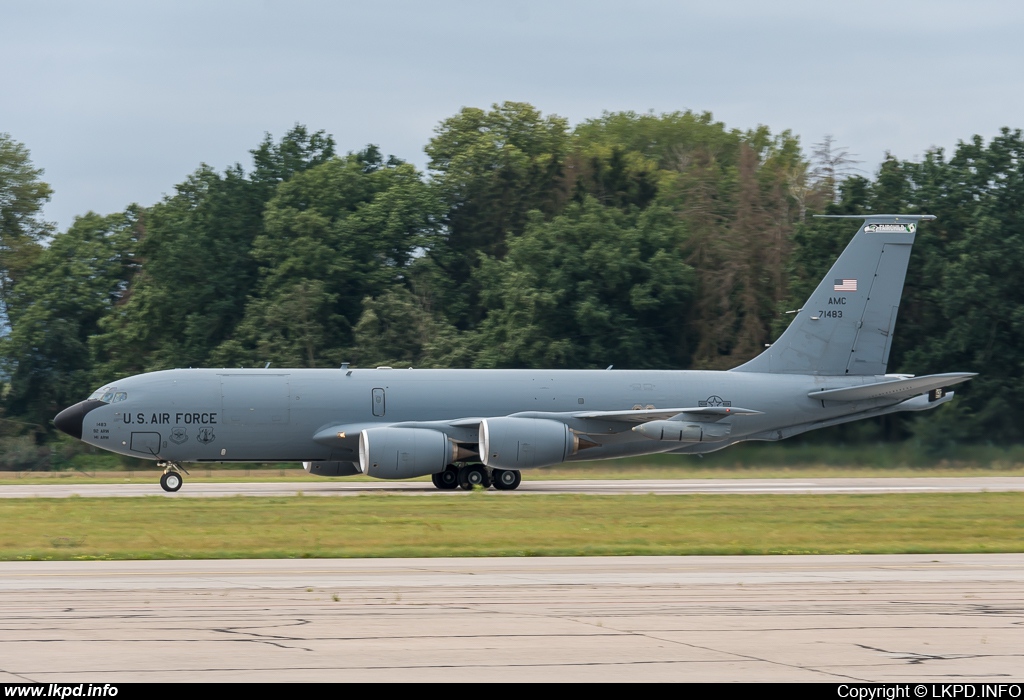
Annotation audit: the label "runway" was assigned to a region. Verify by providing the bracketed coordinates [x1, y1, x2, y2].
[2, 476, 1024, 497]
[0, 555, 1021, 682]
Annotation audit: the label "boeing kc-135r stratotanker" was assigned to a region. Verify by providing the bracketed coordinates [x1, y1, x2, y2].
[54, 215, 975, 492]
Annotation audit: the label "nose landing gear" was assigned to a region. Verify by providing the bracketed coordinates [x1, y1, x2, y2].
[158, 461, 188, 492]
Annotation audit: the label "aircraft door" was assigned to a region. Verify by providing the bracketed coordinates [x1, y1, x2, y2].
[372, 388, 386, 417]
[130, 431, 161, 456]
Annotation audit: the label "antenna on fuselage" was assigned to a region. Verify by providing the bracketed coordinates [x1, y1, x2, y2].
[264, 361, 271, 369]
[340, 362, 350, 370]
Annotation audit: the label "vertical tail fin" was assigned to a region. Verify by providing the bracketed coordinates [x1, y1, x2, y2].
[732, 214, 935, 376]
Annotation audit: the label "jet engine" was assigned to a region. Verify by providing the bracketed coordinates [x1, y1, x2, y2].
[359, 427, 464, 479]
[303, 460, 361, 477]
[480, 417, 585, 470]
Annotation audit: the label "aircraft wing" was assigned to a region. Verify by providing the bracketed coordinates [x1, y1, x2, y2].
[313, 407, 764, 447]
[571, 407, 762, 422]
[809, 372, 976, 402]
[446, 407, 763, 427]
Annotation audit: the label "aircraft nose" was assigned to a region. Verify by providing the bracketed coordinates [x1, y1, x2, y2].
[54, 402, 87, 439]
[53, 401, 84, 440]
[53, 400, 105, 440]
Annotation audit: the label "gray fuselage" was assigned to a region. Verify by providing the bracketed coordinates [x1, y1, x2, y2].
[74, 367, 919, 466]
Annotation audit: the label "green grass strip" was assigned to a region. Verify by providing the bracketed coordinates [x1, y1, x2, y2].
[2, 492, 1022, 560]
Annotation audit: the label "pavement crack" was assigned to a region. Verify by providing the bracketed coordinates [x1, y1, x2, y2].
[854, 643, 994, 665]
[213, 618, 315, 652]
[0, 667, 39, 683]
[600, 623, 870, 682]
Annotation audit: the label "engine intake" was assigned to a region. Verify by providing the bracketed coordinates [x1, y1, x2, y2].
[359, 427, 459, 479]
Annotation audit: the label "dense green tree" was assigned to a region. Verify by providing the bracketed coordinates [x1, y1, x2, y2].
[471, 198, 695, 369]
[349, 286, 469, 369]
[90, 165, 264, 376]
[2, 211, 136, 425]
[649, 126, 804, 368]
[902, 130, 1024, 443]
[0, 134, 53, 328]
[216, 151, 440, 367]
[567, 144, 660, 211]
[92, 127, 335, 378]
[573, 110, 740, 170]
[250, 124, 336, 197]
[426, 102, 571, 327]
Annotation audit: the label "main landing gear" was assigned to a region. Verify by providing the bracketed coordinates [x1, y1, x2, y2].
[491, 468, 522, 491]
[158, 461, 188, 492]
[431, 464, 521, 491]
[431, 466, 460, 490]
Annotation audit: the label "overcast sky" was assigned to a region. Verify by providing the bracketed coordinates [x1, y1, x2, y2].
[5, 0, 1024, 231]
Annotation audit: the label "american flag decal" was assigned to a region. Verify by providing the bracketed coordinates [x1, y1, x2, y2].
[834, 279, 857, 291]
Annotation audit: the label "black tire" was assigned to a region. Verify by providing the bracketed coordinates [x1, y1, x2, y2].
[459, 464, 486, 490]
[160, 471, 182, 492]
[492, 469, 522, 491]
[432, 468, 459, 490]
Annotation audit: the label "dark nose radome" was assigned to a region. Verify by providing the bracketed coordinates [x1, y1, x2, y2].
[54, 403, 86, 439]
[53, 400, 105, 440]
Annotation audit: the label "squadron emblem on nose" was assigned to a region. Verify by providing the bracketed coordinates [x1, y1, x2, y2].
[169, 427, 188, 444]
[197, 427, 216, 445]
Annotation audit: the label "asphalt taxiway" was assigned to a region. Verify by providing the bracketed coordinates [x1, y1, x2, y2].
[1, 476, 1023, 498]
[0, 554, 1022, 682]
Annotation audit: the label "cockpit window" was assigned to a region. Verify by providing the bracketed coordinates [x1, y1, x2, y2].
[87, 387, 124, 404]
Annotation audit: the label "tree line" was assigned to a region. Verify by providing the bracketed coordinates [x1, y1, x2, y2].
[1, 103, 1022, 458]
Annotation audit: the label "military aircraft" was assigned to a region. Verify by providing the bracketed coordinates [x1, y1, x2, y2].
[54, 214, 974, 492]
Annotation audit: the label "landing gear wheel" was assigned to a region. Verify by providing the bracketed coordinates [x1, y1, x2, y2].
[160, 471, 182, 492]
[432, 467, 459, 490]
[157, 461, 188, 492]
[492, 469, 522, 491]
[459, 464, 487, 490]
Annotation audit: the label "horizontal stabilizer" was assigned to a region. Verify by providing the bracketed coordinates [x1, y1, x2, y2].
[809, 372, 976, 402]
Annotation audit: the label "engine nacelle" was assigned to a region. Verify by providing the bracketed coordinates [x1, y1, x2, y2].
[303, 460, 362, 477]
[480, 417, 578, 470]
[358, 427, 455, 479]
[632, 420, 731, 442]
